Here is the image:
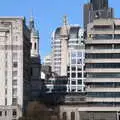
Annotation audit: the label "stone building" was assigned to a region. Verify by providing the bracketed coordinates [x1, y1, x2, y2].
[0, 17, 31, 119]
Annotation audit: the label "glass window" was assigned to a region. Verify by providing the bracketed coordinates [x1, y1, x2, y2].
[78, 73, 82, 78]
[71, 59, 76, 64]
[77, 59, 82, 64]
[12, 98, 17, 105]
[114, 34, 120, 39]
[72, 80, 76, 85]
[71, 52, 76, 57]
[12, 109, 17, 116]
[72, 67, 76, 71]
[94, 34, 112, 40]
[87, 73, 120, 78]
[78, 80, 82, 84]
[77, 67, 82, 71]
[77, 52, 82, 57]
[72, 73, 76, 78]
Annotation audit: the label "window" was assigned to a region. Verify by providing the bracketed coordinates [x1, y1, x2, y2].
[71, 112, 75, 120]
[72, 80, 76, 85]
[71, 52, 76, 57]
[12, 71, 17, 77]
[72, 67, 76, 71]
[5, 98, 7, 105]
[5, 111, 7, 116]
[12, 80, 17, 85]
[77, 67, 82, 71]
[62, 112, 67, 120]
[0, 111, 2, 116]
[72, 73, 76, 78]
[12, 109, 17, 116]
[77, 52, 82, 57]
[12, 98, 17, 105]
[5, 79, 7, 86]
[13, 62, 18, 68]
[78, 73, 82, 78]
[13, 53, 17, 60]
[67, 73, 70, 77]
[34, 43, 36, 50]
[78, 80, 82, 84]
[86, 53, 120, 59]
[12, 88, 17, 96]
[77, 59, 82, 64]
[5, 89, 7, 95]
[86, 63, 120, 68]
[71, 59, 76, 64]
[94, 34, 112, 40]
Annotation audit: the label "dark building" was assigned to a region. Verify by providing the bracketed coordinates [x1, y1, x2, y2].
[90, 0, 108, 10]
[83, 0, 114, 30]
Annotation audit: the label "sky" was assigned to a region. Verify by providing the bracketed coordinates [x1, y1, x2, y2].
[0, 0, 120, 62]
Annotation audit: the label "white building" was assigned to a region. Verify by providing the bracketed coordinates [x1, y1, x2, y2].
[43, 54, 52, 67]
[0, 17, 31, 119]
[52, 16, 85, 92]
[67, 45, 85, 93]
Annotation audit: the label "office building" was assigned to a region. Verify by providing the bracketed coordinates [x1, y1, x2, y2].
[30, 16, 41, 100]
[83, 0, 113, 30]
[52, 16, 84, 76]
[52, 17, 85, 93]
[67, 44, 85, 93]
[85, 18, 120, 118]
[0, 17, 31, 119]
[90, 0, 108, 10]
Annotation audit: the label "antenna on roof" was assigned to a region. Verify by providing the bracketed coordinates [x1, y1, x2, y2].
[63, 15, 68, 26]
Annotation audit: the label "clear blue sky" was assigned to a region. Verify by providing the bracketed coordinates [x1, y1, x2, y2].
[0, 0, 119, 61]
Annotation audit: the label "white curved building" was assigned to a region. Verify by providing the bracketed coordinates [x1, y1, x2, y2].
[51, 16, 85, 92]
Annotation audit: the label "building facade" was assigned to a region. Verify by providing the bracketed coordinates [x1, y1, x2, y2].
[51, 17, 85, 93]
[43, 54, 52, 67]
[0, 17, 31, 119]
[85, 18, 120, 108]
[52, 17, 84, 74]
[30, 16, 41, 100]
[67, 45, 85, 93]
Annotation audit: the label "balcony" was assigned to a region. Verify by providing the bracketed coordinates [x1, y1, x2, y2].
[86, 97, 120, 103]
[86, 49, 120, 53]
[86, 87, 120, 92]
[85, 59, 120, 63]
[85, 39, 120, 44]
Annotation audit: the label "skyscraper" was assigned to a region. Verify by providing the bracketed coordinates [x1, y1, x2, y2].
[90, 0, 108, 10]
[83, 0, 113, 30]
